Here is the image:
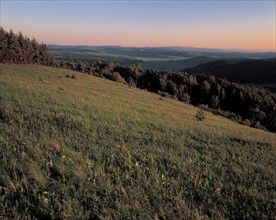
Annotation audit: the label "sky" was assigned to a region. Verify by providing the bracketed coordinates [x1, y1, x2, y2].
[1, 0, 275, 51]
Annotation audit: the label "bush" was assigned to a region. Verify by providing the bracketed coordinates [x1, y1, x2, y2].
[195, 109, 205, 121]
[198, 104, 209, 111]
[158, 91, 170, 98]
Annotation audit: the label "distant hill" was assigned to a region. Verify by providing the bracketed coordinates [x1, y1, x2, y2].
[184, 58, 276, 84]
[141, 56, 217, 71]
[48, 45, 276, 71]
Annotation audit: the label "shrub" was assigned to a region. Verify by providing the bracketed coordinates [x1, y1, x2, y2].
[198, 104, 209, 111]
[195, 109, 205, 121]
[181, 93, 190, 103]
[158, 91, 170, 98]
[113, 72, 125, 84]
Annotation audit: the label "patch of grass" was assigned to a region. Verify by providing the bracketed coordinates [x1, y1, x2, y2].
[0, 64, 275, 219]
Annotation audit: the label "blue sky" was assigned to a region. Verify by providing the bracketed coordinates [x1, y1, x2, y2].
[1, 0, 275, 51]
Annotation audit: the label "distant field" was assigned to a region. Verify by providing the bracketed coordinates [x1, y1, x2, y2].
[1, 64, 275, 219]
[48, 45, 276, 71]
[48, 45, 198, 70]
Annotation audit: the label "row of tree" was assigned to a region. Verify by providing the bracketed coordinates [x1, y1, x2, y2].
[0, 27, 52, 65]
[54, 60, 276, 132]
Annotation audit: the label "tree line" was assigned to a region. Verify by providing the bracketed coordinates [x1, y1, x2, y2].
[184, 58, 276, 85]
[0, 26, 52, 65]
[54, 59, 276, 132]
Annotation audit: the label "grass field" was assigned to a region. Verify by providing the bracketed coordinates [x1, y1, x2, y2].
[0, 64, 275, 219]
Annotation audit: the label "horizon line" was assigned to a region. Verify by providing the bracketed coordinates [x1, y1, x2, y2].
[46, 43, 276, 53]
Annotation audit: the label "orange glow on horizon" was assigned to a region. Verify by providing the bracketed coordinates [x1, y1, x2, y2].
[2, 0, 275, 52]
[3, 23, 275, 52]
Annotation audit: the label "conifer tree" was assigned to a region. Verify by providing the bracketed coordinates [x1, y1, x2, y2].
[0, 26, 53, 65]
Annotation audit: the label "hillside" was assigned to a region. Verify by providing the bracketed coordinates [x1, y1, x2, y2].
[54, 59, 276, 132]
[184, 58, 276, 85]
[0, 64, 276, 219]
[141, 56, 217, 71]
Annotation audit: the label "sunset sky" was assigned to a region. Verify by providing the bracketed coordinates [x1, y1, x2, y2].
[1, 0, 275, 51]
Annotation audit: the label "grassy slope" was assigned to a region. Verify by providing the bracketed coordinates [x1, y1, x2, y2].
[0, 64, 275, 219]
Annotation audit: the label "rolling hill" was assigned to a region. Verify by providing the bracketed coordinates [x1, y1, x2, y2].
[184, 58, 276, 85]
[0, 64, 275, 219]
[140, 56, 217, 71]
[48, 45, 276, 71]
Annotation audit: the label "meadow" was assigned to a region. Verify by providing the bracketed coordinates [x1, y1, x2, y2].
[0, 64, 275, 219]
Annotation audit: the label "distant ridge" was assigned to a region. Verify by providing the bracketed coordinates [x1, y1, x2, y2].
[48, 45, 276, 71]
[184, 58, 276, 84]
[47, 44, 276, 54]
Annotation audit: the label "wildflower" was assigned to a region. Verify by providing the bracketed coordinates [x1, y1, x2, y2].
[43, 197, 49, 204]
[135, 161, 140, 170]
